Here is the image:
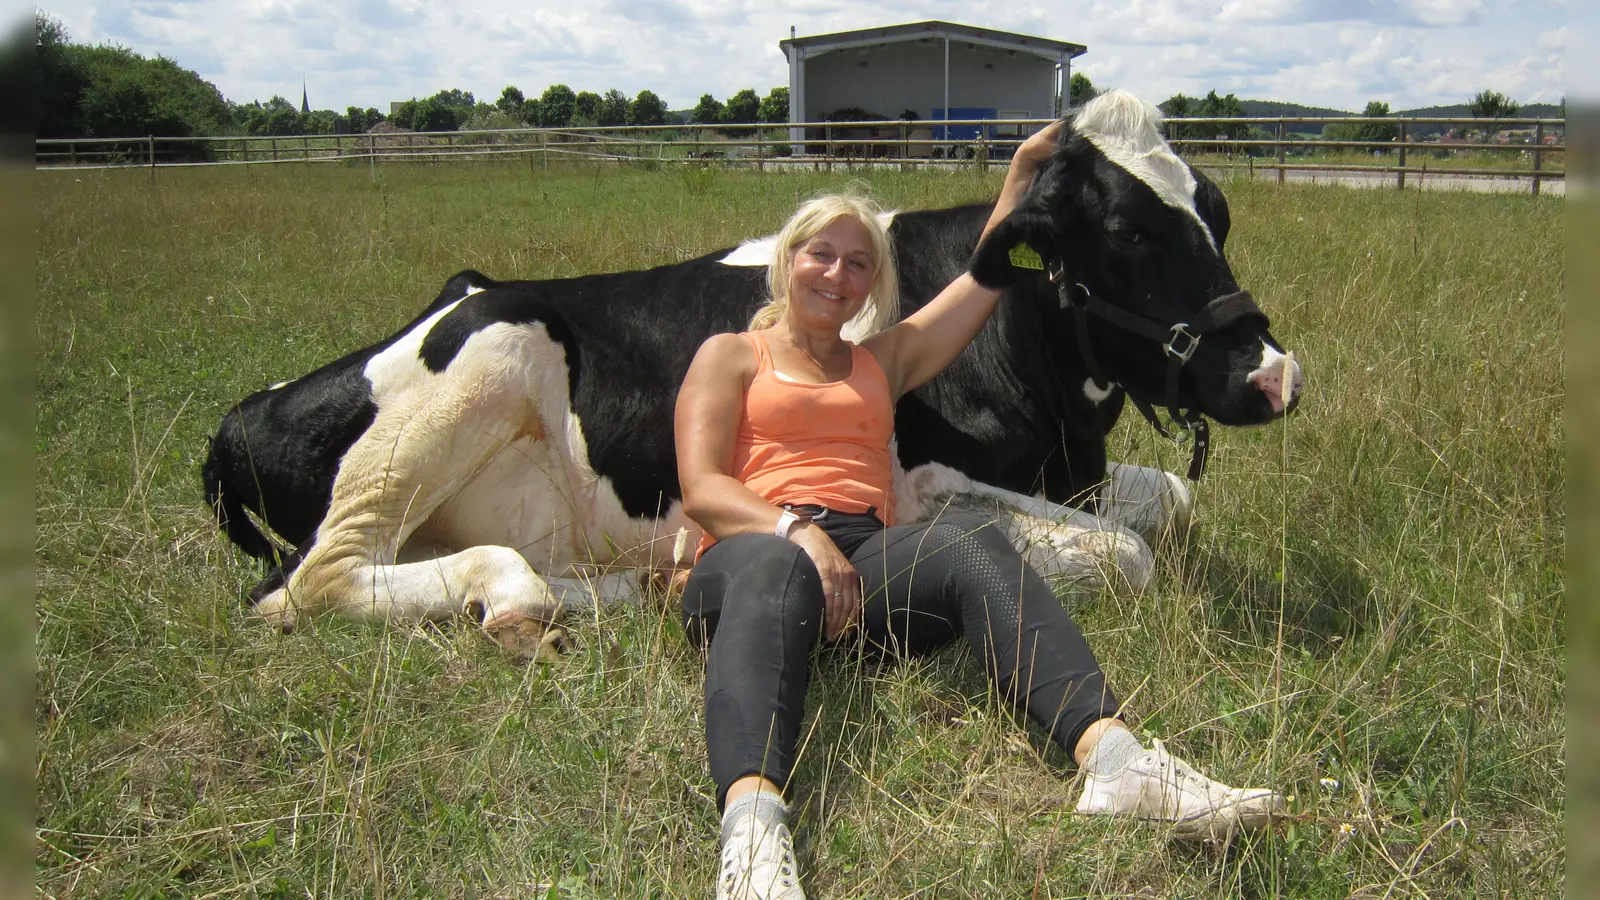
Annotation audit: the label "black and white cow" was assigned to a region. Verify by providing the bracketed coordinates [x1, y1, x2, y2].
[204, 92, 1301, 650]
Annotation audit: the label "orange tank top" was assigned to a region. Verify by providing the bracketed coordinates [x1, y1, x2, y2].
[697, 331, 896, 556]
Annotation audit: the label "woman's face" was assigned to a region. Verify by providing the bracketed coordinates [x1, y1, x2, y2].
[786, 216, 875, 333]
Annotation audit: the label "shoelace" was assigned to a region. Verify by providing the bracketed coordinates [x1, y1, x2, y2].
[721, 824, 797, 891]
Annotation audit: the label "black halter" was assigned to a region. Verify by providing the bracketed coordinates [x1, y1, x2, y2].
[1048, 260, 1270, 481]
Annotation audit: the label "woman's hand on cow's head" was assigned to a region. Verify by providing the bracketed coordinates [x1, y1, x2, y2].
[1013, 120, 1065, 179]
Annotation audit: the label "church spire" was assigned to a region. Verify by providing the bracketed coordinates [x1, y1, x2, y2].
[301, 79, 310, 114]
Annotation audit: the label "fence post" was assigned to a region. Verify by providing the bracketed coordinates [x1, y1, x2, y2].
[1532, 122, 1544, 197]
[69, 143, 76, 166]
[1397, 121, 1408, 190]
[148, 135, 156, 181]
[369, 133, 376, 181]
[825, 124, 833, 173]
[1276, 121, 1286, 184]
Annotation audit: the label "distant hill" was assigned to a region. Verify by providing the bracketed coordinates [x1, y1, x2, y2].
[1223, 99, 1562, 137]
[1239, 100, 1355, 120]
[1394, 102, 1563, 137]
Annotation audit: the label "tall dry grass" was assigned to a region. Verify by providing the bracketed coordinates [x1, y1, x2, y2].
[36, 160, 1562, 897]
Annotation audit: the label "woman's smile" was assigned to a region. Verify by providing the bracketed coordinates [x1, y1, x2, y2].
[790, 217, 875, 326]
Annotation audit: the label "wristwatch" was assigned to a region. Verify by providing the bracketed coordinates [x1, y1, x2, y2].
[775, 509, 812, 539]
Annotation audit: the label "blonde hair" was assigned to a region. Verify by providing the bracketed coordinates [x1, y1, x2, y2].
[748, 195, 899, 338]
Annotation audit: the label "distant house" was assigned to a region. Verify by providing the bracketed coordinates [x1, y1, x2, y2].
[778, 20, 1086, 156]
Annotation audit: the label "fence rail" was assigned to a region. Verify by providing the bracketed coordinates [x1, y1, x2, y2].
[36, 115, 1565, 194]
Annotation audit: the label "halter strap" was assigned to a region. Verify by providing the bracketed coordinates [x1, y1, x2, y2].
[1048, 263, 1267, 481]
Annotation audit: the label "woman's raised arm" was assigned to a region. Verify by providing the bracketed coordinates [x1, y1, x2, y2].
[865, 121, 1063, 398]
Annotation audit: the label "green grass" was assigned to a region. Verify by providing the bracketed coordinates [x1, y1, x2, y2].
[36, 161, 1564, 897]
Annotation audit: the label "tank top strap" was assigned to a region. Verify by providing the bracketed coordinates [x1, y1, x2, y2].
[742, 330, 774, 375]
[850, 341, 885, 386]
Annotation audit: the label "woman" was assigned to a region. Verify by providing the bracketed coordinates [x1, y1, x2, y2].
[674, 125, 1282, 900]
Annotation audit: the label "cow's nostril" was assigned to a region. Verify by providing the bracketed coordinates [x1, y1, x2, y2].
[1247, 349, 1300, 415]
[1248, 369, 1287, 414]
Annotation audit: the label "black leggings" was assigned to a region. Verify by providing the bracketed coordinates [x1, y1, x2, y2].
[682, 509, 1120, 808]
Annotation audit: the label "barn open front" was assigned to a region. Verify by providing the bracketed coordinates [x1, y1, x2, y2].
[37, 161, 1562, 896]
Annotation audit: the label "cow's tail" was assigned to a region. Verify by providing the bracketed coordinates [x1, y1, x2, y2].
[201, 428, 280, 562]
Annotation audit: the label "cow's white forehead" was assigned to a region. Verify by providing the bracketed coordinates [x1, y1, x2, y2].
[1074, 91, 1216, 251]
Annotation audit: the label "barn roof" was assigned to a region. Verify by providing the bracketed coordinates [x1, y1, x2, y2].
[779, 20, 1086, 63]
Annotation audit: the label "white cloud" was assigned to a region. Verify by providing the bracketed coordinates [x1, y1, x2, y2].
[39, 0, 1566, 112]
[1401, 0, 1483, 27]
[1537, 27, 1566, 50]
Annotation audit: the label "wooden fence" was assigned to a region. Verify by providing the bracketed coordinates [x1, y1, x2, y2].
[35, 115, 1566, 194]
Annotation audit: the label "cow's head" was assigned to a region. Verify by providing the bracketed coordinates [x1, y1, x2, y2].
[971, 91, 1302, 427]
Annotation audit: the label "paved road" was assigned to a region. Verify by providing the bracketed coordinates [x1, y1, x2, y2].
[1207, 166, 1564, 196]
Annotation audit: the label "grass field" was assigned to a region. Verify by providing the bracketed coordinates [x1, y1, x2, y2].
[36, 161, 1564, 898]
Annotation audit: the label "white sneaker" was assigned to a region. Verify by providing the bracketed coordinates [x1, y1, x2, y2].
[1074, 739, 1285, 840]
[717, 814, 805, 900]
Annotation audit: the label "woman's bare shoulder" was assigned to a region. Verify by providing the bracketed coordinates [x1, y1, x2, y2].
[689, 332, 758, 379]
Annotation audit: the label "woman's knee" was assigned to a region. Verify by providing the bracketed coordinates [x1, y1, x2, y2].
[921, 517, 1018, 569]
[713, 534, 824, 625]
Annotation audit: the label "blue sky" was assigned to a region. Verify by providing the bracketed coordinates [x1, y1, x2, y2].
[37, 0, 1569, 113]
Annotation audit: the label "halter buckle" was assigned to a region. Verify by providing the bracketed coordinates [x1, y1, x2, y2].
[1164, 324, 1201, 363]
[1047, 259, 1067, 284]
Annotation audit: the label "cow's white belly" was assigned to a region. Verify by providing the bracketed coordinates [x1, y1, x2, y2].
[416, 434, 582, 570]
[418, 433, 698, 575]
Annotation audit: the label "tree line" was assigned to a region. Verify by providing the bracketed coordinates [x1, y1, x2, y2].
[37, 12, 1551, 154]
[1069, 72, 1547, 156]
[35, 13, 789, 144]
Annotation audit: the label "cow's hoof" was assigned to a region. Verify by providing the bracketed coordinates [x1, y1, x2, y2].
[639, 567, 691, 608]
[252, 589, 300, 633]
[1158, 470, 1193, 544]
[481, 611, 570, 663]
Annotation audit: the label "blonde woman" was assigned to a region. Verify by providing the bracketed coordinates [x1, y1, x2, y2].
[674, 124, 1282, 899]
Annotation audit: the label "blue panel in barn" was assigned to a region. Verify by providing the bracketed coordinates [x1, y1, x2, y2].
[933, 108, 1000, 141]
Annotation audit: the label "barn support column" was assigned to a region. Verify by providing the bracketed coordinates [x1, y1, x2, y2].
[942, 36, 950, 147]
[788, 43, 806, 156]
[1060, 51, 1070, 114]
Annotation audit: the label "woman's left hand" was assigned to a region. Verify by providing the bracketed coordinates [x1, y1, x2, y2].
[788, 522, 863, 639]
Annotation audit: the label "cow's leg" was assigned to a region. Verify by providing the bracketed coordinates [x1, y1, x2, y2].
[254, 323, 563, 633]
[895, 462, 1154, 592]
[544, 568, 655, 608]
[1097, 462, 1193, 544]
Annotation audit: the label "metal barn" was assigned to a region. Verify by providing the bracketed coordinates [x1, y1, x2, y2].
[779, 21, 1087, 155]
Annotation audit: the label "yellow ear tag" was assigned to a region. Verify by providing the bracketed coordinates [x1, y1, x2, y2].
[1008, 243, 1044, 270]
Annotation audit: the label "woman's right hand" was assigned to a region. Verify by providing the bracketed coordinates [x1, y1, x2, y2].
[788, 523, 862, 639]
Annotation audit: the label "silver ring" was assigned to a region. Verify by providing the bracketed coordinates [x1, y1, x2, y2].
[833, 591, 842, 597]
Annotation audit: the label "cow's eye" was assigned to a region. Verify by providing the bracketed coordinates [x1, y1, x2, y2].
[1108, 224, 1144, 247]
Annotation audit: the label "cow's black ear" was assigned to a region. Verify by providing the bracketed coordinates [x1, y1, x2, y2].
[1192, 167, 1232, 248]
[969, 209, 1059, 289]
[969, 162, 1076, 288]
